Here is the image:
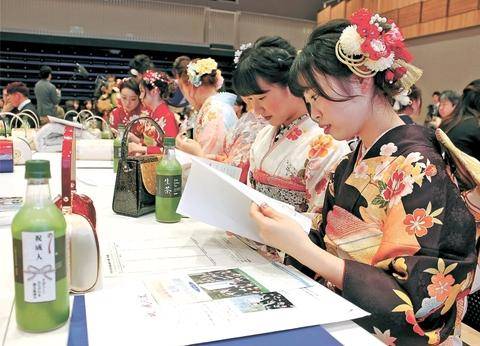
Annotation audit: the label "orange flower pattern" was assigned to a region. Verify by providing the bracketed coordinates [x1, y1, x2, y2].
[427, 273, 454, 302]
[308, 134, 334, 159]
[403, 203, 443, 237]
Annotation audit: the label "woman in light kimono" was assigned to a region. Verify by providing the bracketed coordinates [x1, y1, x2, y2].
[175, 57, 237, 156]
[232, 36, 350, 218]
[176, 97, 267, 183]
[249, 15, 477, 345]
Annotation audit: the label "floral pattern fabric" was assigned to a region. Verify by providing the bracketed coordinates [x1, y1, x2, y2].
[194, 94, 237, 156]
[295, 125, 477, 345]
[214, 112, 268, 183]
[249, 115, 350, 215]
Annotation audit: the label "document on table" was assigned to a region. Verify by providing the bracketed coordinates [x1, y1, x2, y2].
[102, 231, 269, 277]
[177, 158, 312, 243]
[176, 149, 242, 181]
[85, 262, 369, 346]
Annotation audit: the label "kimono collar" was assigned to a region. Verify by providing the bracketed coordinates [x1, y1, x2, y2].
[359, 124, 437, 162]
[274, 114, 309, 142]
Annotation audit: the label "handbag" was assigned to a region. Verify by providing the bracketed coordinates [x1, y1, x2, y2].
[0, 113, 33, 165]
[84, 115, 113, 139]
[11, 110, 40, 150]
[54, 126, 100, 293]
[112, 116, 165, 217]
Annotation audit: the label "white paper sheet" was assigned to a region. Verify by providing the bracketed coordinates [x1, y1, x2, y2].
[102, 231, 269, 277]
[85, 263, 369, 346]
[177, 158, 312, 243]
[175, 150, 242, 180]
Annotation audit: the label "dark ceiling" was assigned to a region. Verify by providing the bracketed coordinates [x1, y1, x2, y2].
[151, 0, 331, 21]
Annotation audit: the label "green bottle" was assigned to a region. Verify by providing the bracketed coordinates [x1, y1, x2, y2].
[11, 160, 69, 332]
[113, 124, 125, 173]
[155, 137, 182, 223]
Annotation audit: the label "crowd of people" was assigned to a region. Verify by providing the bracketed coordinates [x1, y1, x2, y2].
[1, 8, 480, 345]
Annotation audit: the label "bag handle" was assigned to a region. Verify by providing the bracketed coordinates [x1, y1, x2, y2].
[17, 110, 40, 129]
[0, 112, 17, 137]
[64, 110, 79, 121]
[120, 116, 165, 161]
[0, 117, 7, 137]
[78, 110, 95, 123]
[84, 115, 111, 131]
[61, 126, 76, 212]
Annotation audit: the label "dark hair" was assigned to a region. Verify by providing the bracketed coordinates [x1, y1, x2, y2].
[232, 36, 297, 96]
[234, 95, 247, 113]
[129, 54, 154, 74]
[172, 56, 191, 78]
[118, 77, 140, 96]
[178, 58, 220, 88]
[39, 65, 52, 79]
[442, 80, 480, 133]
[289, 19, 403, 103]
[440, 90, 461, 106]
[397, 85, 422, 112]
[432, 91, 441, 97]
[6, 82, 29, 97]
[141, 70, 176, 100]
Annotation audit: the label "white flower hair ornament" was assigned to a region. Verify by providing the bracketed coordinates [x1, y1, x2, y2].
[335, 9, 422, 92]
[393, 89, 412, 111]
[234, 43, 253, 66]
[186, 58, 219, 88]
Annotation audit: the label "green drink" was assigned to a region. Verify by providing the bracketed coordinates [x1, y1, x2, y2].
[113, 124, 125, 173]
[11, 160, 69, 332]
[155, 137, 182, 223]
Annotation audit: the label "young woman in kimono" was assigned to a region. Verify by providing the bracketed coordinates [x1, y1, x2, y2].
[232, 36, 350, 217]
[175, 57, 237, 156]
[249, 13, 477, 345]
[127, 70, 178, 155]
[109, 77, 150, 130]
[176, 97, 267, 183]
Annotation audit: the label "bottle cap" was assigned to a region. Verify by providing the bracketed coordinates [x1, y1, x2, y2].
[25, 160, 51, 179]
[163, 137, 175, 147]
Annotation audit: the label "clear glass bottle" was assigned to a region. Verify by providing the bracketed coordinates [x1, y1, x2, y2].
[113, 124, 125, 173]
[11, 160, 69, 332]
[155, 137, 182, 223]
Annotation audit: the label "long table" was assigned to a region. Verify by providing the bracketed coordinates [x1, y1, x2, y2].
[0, 153, 383, 345]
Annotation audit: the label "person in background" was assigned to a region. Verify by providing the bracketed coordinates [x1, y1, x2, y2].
[2, 82, 39, 127]
[177, 96, 268, 183]
[128, 70, 179, 155]
[425, 91, 441, 128]
[175, 57, 236, 156]
[396, 85, 422, 124]
[64, 99, 80, 113]
[169, 55, 190, 112]
[233, 95, 247, 119]
[109, 78, 150, 151]
[440, 80, 480, 162]
[439, 90, 461, 121]
[82, 99, 93, 112]
[129, 54, 154, 83]
[250, 16, 476, 345]
[34, 65, 61, 121]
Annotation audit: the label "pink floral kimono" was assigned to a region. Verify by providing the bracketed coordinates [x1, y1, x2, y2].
[194, 94, 237, 156]
[212, 112, 268, 183]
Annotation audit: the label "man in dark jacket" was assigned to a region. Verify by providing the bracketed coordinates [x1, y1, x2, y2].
[2, 82, 39, 127]
[34, 65, 61, 120]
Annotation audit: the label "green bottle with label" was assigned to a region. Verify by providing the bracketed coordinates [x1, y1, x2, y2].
[113, 124, 125, 173]
[11, 160, 69, 332]
[156, 137, 182, 223]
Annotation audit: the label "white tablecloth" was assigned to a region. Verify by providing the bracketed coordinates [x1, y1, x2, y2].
[0, 153, 382, 346]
